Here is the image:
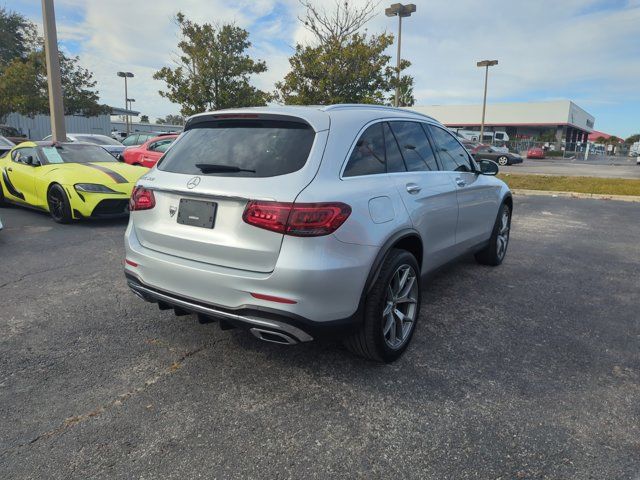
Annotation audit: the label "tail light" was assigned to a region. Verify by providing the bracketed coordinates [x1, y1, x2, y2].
[243, 201, 351, 237]
[129, 186, 155, 211]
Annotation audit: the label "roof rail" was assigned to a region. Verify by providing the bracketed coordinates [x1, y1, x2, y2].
[321, 104, 440, 123]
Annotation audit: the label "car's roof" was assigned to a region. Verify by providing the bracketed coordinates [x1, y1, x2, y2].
[186, 104, 442, 133]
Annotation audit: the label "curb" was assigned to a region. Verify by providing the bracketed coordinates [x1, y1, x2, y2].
[512, 189, 640, 203]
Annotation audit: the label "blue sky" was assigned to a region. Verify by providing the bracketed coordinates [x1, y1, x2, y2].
[5, 0, 640, 137]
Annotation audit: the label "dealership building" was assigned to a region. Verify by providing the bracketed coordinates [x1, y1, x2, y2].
[408, 100, 595, 145]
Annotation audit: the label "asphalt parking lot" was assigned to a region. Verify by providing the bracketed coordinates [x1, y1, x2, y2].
[503, 155, 640, 179]
[1, 195, 639, 479]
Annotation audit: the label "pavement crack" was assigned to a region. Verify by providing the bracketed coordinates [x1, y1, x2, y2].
[0, 262, 86, 289]
[2, 338, 222, 454]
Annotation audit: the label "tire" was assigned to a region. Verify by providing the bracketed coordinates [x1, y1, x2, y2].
[344, 249, 421, 362]
[47, 184, 73, 224]
[0, 179, 7, 207]
[475, 202, 511, 266]
[497, 156, 509, 166]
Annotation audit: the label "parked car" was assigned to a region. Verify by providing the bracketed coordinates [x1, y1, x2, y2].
[0, 141, 147, 222]
[43, 133, 125, 159]
[121, 132, 178, 147]
[491, 145, 510, 154]
[122, 134, 178, 168]
[472, 144, 523, 166]
[124, 105, 513, 362]
[461, 139, 482, 152]
[111, 130, 128, 141]
[527, 147, 545, 159]
[0, 136, 15, 157]
[0, 125, 28, 144]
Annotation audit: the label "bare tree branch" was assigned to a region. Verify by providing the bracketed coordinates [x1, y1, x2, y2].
[298, 0, 380, 44]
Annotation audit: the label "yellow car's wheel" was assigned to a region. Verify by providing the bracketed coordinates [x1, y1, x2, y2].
[47, 184, 73, 223]
[0, 182, 6, 207]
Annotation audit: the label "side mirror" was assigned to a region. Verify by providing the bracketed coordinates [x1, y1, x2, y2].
[477, 159, 499, 176]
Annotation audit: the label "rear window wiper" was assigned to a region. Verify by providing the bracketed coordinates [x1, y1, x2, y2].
[195, 163, 256, 174]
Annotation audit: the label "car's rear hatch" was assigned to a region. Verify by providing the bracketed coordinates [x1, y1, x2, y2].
[132, 110, 330, 273]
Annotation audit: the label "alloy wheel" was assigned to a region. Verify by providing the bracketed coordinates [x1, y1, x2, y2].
[382, 264, 419, 349]
[48, 190, 64, 221]
[498, 156, 509, 166]
[496, 209, 510, 260]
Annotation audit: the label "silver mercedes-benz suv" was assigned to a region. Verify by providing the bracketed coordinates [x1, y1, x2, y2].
[124, 105, 512, 362]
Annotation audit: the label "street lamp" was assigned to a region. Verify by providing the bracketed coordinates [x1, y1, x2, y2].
[385, 3, 416, 107]
[117, 71, 134, 135]
[476, 60, 498, 143]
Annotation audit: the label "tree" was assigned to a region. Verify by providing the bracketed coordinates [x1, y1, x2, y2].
[0, 50, 108, 121]
[594, 136, 607, 144]
[140, 115, 149, 123]
[624, 134, 639, 144]
[274, 0, 414, 106]
[156, 114, 185, 126]
[0, 7, 38, 67]
[154, 13, 269, 116]
[298, 0, 377, 44]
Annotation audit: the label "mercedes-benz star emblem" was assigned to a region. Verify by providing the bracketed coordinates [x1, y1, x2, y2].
[186, 176, 201, 189]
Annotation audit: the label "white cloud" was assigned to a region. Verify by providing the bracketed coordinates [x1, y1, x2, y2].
[9, 0, 640, 128]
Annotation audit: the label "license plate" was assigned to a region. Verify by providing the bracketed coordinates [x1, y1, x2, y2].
[177, 199, 217, 229]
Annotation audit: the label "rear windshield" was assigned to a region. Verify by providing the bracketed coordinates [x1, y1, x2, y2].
[74, 135, 122, 146]
[38, 144, 118, 164]
[158, 120, 315, 177]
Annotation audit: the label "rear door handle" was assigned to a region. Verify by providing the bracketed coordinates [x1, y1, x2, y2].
[7, 167, 12, 172]
[455, 178, 466, 187]
[406, 183, 421, 194]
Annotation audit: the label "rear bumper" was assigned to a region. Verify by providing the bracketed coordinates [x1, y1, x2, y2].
[124, 221, 377, 325]
[126, 273, 322, 342]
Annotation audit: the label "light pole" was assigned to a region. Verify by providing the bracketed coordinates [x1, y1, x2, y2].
[41, 0, 66, 141]
[385, 3, 416, 107]
[127, 98, 136, 130]
[117, 71, 134, 135]
[476, 60, 498, 143]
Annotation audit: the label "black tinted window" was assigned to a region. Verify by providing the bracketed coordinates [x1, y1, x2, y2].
[381, 123, 405, 173]
[159, 120, 315, 177]
[344, 123, 386, 177]
[428, 126, 474, 172]
[389, 122, 438, 172]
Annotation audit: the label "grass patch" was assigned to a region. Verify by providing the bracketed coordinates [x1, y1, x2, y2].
[497, 173, 640, 196]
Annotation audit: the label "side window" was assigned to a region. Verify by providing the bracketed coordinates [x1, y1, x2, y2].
[382, 123, 407, 173]
[149, 139, 173, 153]
[12, 147, 38, 165]
[388, 121, 438, 172]
[122, 135, 137, 146]
[343, 123, 386, 177]
[428, 125, 474, 172]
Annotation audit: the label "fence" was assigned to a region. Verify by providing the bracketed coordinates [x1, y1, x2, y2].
[4, 112, 111, 141]
[503, 139, 629, 160]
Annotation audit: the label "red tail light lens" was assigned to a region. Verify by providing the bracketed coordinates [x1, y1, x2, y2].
[129, 186, 155, 211]
[243, 201, 351, 237]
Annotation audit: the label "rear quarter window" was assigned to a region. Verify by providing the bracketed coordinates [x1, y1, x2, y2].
[158, 120, 315, 178]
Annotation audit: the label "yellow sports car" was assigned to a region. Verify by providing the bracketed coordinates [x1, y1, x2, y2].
[0, 141, 148, 223]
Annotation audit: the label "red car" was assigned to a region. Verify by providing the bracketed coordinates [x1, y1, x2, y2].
[527, 147, 545, 159]
[122, 134, 178, 167]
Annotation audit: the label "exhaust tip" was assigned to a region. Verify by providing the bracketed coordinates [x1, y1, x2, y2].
[250, 328, 298, 345]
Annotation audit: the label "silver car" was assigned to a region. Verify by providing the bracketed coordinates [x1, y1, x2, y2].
[124, 105, 512, 362]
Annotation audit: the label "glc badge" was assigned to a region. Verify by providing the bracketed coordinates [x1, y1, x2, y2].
[187, 176, 201, 189]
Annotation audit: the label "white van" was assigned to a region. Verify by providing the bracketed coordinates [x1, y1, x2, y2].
[454, 129, 509, 143]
